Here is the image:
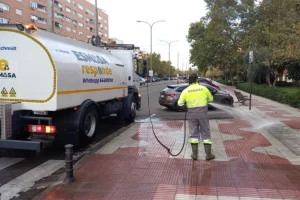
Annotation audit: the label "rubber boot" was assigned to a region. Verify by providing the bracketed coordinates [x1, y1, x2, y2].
[204, 144, 215, 161]
[191, 144, 198, 160]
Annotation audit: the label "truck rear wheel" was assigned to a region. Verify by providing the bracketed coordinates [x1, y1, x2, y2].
[125, 101, 136, 123]
[79, 105, 99, 139]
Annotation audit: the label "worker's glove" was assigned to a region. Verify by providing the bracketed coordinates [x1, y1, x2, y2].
[178, 105, 187, 112]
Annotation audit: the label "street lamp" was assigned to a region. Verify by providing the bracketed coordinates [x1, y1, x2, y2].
[160, 40, 179, 80]
[137, 20, 165, 83]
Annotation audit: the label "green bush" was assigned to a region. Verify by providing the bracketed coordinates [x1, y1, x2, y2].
[215, 78, 235, 86]
[276, 81, 294, 87]
[236, 83, 300, 108]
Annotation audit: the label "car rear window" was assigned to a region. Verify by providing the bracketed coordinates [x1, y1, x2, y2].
[163, 86, 176, 92]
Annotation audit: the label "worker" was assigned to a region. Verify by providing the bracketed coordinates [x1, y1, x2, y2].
[178, 73, 215, 161]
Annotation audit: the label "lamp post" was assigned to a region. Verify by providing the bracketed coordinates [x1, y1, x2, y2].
[161, 40, 178, 81]
[95, 0, 99, 46]
[137, 20, 165, 83]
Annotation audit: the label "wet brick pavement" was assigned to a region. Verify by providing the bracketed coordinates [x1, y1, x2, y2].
[41, 116, 300, 200]
[40, 83, 300, 200]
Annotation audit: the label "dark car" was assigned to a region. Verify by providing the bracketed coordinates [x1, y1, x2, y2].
[198, 77, 221, 90]
[159, 83, 234, 111]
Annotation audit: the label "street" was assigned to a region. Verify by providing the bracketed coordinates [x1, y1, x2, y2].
[0, 81, 235, 200]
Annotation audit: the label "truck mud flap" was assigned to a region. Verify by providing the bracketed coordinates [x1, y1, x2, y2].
[0, 139, 42, 152]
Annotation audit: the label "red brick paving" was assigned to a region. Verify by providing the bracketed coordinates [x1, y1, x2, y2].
[41, 120, 300, 200]
[252, 99, 300, 130]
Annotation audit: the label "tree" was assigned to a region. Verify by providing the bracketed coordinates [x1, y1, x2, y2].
[188, 0, 300, 87]
[141, 52, 176, 77]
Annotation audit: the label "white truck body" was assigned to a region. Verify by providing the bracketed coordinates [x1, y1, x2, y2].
[0, 28, 129, 111]
[0, 24, 141, 151]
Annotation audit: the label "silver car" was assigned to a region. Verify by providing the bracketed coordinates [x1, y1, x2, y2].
[158, 83, 234, 111]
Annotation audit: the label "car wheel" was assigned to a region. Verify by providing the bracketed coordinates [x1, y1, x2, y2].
[174, 102, 180, 112]
[221, 99, 232, 106]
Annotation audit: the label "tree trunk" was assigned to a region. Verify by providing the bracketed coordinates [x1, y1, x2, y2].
[266, 69, 271, 86]
[273, 76, 278, 87]
[258, 72, 261, 84]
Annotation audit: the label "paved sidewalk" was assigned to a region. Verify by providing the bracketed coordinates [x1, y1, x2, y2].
[40, 84, 300, 200]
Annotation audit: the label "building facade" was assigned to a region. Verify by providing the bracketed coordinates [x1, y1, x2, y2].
[0, 0, 109, 43]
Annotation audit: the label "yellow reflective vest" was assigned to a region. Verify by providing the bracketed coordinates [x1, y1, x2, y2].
[178, 83, 213, 108]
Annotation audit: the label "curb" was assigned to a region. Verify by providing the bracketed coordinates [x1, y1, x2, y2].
[32, 122, 135, 200]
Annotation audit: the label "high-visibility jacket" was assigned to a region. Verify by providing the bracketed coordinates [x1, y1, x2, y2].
[178, 83, 213, 108]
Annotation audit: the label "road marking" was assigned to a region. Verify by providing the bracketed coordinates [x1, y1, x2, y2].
[0, 160, 65, 200]
[0, 157, 24, 171]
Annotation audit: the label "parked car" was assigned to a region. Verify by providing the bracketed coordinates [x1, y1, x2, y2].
[177, 76, 188, 84]
[140, 77, 146, 86]
[198, 77, 221, 90]
[158, 83, 234, 111]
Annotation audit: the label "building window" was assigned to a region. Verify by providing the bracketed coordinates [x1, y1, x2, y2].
[72, 10, 76, 15]
[73, 29, 76, 33]
[104, 26, 107, 30]
[54, 12, 64, 20]
[72, 1, 76, 6]
[16, 21, 22, 24]
[17, 0, 22, 2]
[78, 22, 83, 27]
[55, 22, 63, 29]
[79, 32, 83, 35]
[78, 4, 83, 10]
[66, 0, 70, 3]
[78, 13, 83, 18]
[104, 34, 107, 37]
[31, 15, 38, 22]
[65, 7, 71, 13]
[0, 17, 9, 23]
[66, 27, 71, 32]
[16, 9, 22, 15]
[98, 15, 102, 20]
[66, 17, 72, 22]
[37, 17, 46, 24]
[32, 15, 46, 24]
[0, 3, 10, 11]
[37, 4, 46, 12]
[104, 20, 107, 23]
[54, 1, 63, 10]
[86, 9, 94, 16]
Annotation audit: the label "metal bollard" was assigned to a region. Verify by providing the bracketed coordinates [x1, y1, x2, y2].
[64, 144, 76, 183]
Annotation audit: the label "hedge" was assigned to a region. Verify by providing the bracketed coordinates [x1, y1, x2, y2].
[236, 83, 300, 108]
[215, 78, 236, 86]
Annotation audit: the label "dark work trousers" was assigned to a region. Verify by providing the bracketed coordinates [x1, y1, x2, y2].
[187, 106, 211, 141]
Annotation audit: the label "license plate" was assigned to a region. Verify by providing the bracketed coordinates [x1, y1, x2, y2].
[160, 95, 164, 98]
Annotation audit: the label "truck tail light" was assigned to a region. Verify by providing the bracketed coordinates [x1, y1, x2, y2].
[28, 125, 56, 134]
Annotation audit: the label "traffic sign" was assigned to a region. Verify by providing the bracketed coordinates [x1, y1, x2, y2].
[149, 70, 153, 77]
[249, 51, 253, 63]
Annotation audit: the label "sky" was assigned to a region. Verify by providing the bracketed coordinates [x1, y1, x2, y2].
[97, 0, 208, 71]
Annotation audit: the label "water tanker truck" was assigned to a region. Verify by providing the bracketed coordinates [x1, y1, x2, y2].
[0, 24, 141, 152]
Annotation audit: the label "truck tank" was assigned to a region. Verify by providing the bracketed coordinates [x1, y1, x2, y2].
[0, 25, 128, 111]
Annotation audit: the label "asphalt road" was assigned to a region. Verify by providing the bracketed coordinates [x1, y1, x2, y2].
[136, 80, 235, 122]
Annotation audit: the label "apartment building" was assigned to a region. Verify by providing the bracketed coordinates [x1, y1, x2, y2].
[0, 0, 109, 43]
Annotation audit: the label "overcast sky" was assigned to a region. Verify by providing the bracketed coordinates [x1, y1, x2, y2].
[98, 0, 207, 71]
